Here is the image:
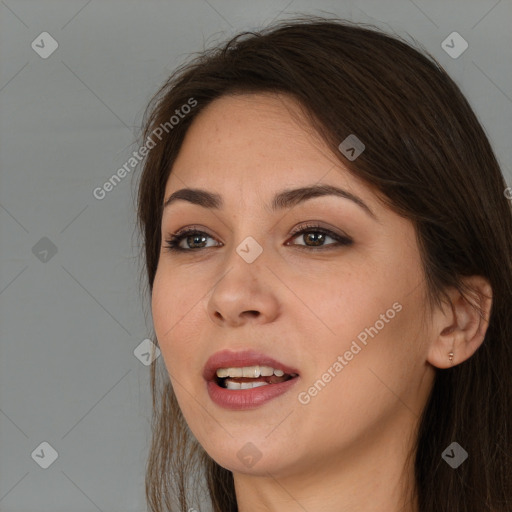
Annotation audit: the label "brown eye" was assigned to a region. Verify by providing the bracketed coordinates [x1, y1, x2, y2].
[164, 229, 219, 252]
[287, 224, 353, 250]
[163, 223, 353, 253]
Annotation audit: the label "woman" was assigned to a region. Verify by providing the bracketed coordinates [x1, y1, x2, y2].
[136, 16, 512, 512]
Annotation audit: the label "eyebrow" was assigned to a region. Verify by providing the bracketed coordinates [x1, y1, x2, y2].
[163, 184, 376, 219]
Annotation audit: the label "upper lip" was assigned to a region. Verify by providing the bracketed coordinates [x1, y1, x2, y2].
[203, 349, 300, 381]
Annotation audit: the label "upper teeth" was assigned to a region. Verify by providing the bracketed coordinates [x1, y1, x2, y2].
[216, 365, 286, 378]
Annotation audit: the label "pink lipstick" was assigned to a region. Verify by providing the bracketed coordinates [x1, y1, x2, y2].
[203, 349, 300, 410]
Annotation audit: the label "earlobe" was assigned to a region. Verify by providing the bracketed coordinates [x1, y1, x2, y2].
[426, 276, 492, 370]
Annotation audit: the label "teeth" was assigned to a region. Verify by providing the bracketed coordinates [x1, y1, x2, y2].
[259, 366, 274, 377]
[226, 380, 270, 390]
[242, 366, 259, 378]
[216, 365, 288, 378]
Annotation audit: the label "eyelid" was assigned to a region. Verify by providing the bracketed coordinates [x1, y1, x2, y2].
[289, 221, 350, 239]
[165, 220, 348, 239]
[163, 221, 353, 252]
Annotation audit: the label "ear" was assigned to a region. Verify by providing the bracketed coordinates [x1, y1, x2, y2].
[427, 275, 493, 369]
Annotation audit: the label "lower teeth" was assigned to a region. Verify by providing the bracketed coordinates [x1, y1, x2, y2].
[224, 380, 270, 390]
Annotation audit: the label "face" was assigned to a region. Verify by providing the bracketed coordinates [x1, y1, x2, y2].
[151, 93, 435, 479]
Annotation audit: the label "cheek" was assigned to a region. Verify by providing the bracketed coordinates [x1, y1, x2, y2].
[297, 274, 424, 427]
[151, 270, 172, 349]
[151, 268, 199, 377]
[295, 318, 412, 448]
[151, 271, 212, 439]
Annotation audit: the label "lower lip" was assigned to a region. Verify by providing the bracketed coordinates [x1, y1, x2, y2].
[206, 377, 299, 410]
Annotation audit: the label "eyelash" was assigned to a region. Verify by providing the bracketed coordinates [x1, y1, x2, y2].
[163, 223, 353, 253]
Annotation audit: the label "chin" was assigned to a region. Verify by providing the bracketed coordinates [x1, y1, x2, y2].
[197, 434, 299, 477]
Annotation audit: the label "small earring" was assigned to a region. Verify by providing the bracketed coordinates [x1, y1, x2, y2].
[448, 351, 454, 363]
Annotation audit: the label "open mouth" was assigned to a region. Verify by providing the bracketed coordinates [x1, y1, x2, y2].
[204, 353, 301, 409]
[215, 365, 299, 390]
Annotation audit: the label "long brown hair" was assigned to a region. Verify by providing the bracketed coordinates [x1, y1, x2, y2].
[135, 16, 512, 512]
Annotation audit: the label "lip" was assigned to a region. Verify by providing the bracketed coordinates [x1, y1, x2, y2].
[203, 349, 300, 410]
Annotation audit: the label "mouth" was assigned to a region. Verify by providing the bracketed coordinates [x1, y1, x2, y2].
[214, 365, 299, 390]
[203, 349, 300, 409]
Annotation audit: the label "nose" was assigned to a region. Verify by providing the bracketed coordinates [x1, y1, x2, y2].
[206, 261, 280, 328]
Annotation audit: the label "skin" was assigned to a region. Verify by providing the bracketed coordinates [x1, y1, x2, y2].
[151, 92, 492, 512]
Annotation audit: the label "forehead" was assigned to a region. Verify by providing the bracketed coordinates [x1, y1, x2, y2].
[165, 92, 370, 200]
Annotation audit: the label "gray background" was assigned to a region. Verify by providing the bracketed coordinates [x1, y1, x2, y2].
[0, 0, 510, 511]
